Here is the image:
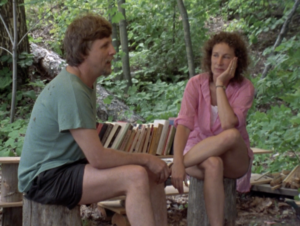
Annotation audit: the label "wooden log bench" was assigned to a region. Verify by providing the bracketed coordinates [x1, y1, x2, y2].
[187, 177, 236, 226]
[0, 157, 82, 226]
[23, 198, 82, 226]
[0, 157, 23, 226]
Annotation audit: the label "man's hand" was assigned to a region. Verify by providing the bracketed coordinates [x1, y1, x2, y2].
[145, 155, 171, 184]
[171, 161, 187, 194]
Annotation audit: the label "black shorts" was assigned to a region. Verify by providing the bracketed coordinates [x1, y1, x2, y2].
[25, 159, 88, 209]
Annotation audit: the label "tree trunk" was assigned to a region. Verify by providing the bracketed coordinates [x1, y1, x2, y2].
[260, 0, 300, 79]
[187, 177, 236, 226]
[177, 0, 195, 78]
[0, 0, 30, 85]
[117, 0, 132, 88]
[108, 0, 122, 77]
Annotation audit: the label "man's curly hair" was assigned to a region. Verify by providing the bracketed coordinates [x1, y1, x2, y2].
[201, 31, 250, 84]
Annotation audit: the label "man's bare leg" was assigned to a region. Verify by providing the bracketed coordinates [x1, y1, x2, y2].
[148, 172, 168, 226]
[79, 164, 156, 226]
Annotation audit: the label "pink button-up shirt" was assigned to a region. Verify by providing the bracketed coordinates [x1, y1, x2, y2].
[175, 73, 255, 192]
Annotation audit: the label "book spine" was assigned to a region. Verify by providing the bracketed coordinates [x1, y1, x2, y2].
[102, 124, 113, 145]
[108, 126, 121, 148]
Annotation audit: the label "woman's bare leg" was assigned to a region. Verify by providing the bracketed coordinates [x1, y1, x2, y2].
[186, 157, 224, 226]
[184, 128, 250, 226]
[184, 128, 249, 178]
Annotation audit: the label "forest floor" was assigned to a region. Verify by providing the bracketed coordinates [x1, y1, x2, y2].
[80, 192, 299, 226]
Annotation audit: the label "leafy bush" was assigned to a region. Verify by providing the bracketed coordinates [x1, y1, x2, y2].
[98, 74, 186, 122]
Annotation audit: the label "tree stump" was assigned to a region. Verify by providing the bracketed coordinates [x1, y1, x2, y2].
[187, 177, 236, 226]
[0, 157, 23, 226]
[23, 198, 82, 226]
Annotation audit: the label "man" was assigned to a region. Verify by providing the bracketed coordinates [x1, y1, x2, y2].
[18, 14, 170, 226]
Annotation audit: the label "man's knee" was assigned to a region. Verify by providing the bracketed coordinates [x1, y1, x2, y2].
[126, 165, 149, 187]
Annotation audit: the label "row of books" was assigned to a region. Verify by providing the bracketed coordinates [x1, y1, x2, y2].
[96, 118, 176, 156]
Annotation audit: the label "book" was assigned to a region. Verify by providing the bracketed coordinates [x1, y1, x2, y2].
[168, 117, 176, 126]
[101, 123, 112, 144]
[119, 129, 132, 151]
[125, 126, 138, 152]
[96, 123, 103, 134]
[107, 124, 122, 148]
[162, 125, 171, 155]
[130, 125, 142, 153]
[154, 120, 170, 155]
[142, 124, 152, 153]
[111, 122, 131, 149]
[99, 123, 108, 142]
[148, 123, 163, 155]
[164, 125, 176, 156]
[135, 125, 147, 153]
[104, 124, 120, 148]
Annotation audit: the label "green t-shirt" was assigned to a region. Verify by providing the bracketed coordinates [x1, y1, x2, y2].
[18, 68, 96, 192]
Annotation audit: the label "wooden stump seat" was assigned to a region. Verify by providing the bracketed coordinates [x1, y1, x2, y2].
[187, 177, 236, 226]
[0, 157, 23, 226]
[23, 198, 82, 226]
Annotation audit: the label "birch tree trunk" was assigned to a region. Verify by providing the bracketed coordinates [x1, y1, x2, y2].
[177, 0, 195, 78]
[117, 0, 132, 88]
[0, 0, 29, 84]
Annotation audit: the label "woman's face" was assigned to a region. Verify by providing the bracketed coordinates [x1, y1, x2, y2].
[210, 42, 235, 79]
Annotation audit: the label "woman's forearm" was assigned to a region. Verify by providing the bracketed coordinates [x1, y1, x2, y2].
[173, 125, 190, 163]
[216, 86, 238, 130]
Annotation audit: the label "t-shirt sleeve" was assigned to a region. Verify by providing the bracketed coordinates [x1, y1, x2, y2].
[231, 80, 255, 128]
[175, 78, 199, 131]
[57, 82, 96, 132]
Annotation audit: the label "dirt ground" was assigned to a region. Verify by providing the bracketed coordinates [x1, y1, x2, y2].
[80, 192, 299, 226]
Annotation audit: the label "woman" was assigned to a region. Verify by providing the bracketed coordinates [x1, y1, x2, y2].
[171, 31, 254, 226]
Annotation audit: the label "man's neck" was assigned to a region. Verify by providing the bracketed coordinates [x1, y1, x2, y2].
[66, 65, 96, 89]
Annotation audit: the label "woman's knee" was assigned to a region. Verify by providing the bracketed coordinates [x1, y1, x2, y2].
[200, 156, 223, 176]
[221, 128, 241, 147]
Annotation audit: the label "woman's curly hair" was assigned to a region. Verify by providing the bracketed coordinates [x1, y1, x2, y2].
[201, 31, 250, 84]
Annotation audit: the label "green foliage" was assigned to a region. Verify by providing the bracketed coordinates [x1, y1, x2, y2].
[0, 79, 44, 156]
[223, 0, 295, 44]
[0, 117, 28, 157]
[248, 36, 300, 173]
[0, 52, 34, 90]
[98, 74, 186, 122]
[125, 0, 208, 80]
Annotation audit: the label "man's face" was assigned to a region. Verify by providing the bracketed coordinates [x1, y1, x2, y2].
[84, 36, 116, 77]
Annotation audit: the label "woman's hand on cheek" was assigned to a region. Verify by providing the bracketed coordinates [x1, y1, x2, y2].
[216, 57, 238, 86]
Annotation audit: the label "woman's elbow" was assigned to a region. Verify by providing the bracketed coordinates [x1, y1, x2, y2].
[221, 119, 238, 130]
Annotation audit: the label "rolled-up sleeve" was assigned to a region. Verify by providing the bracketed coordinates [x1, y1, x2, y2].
[175, 78, 200, 131]
[231, 81, 255, 128]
